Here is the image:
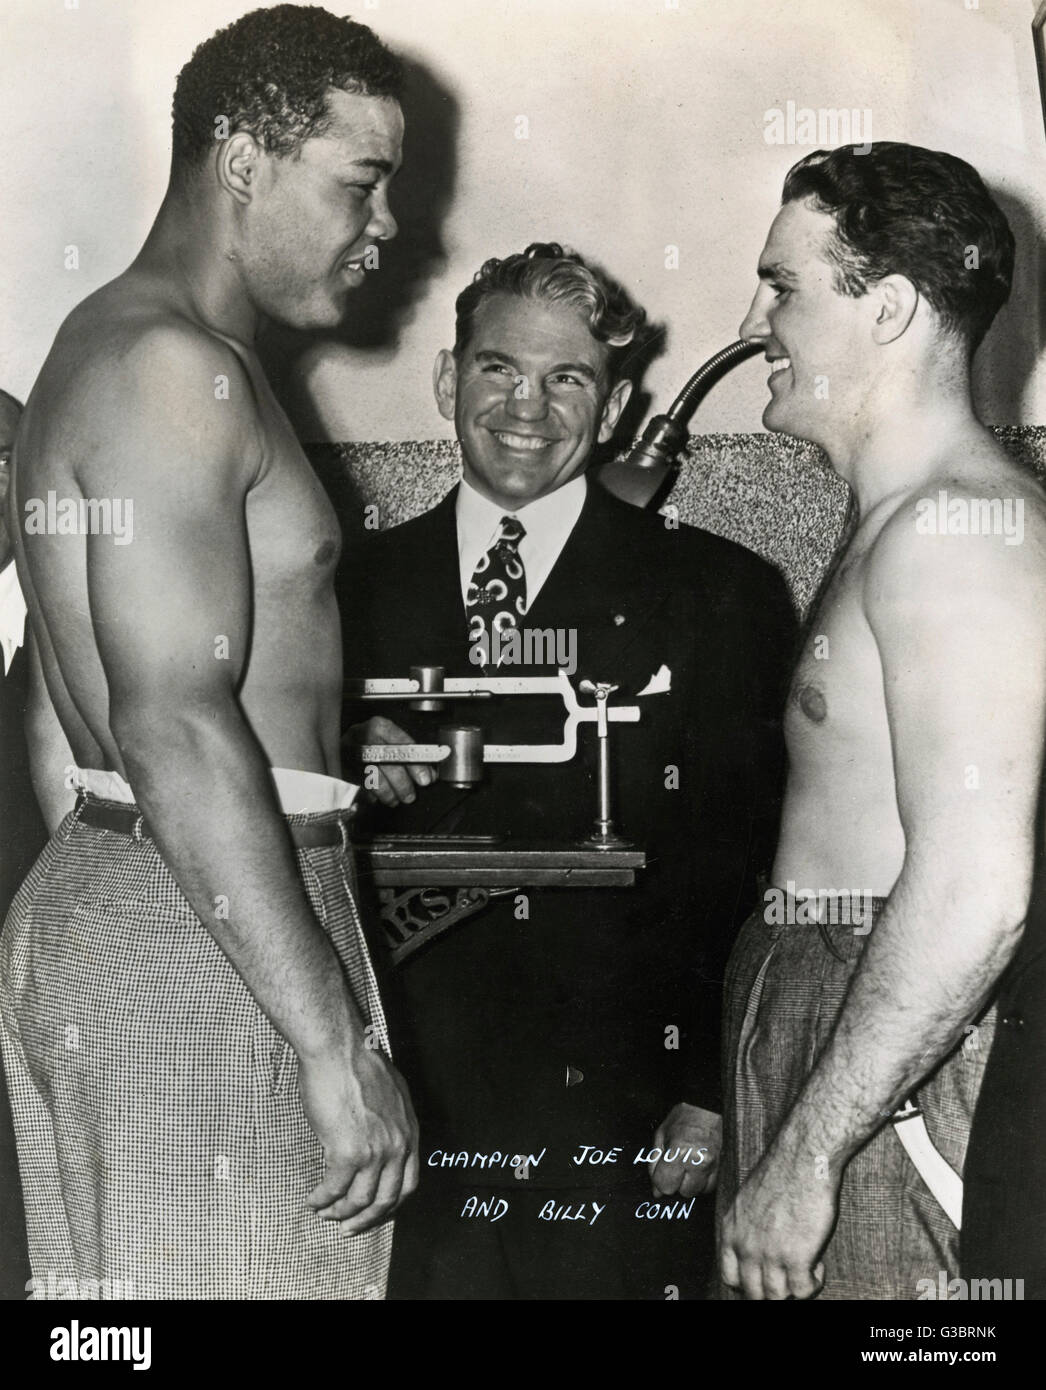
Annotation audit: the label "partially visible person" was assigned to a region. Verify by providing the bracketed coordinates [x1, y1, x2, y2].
[2, 6, 416, 1300]
[0, 389, 39, 1298]
[962, 830, 1046, 1293]
[340, 243, 795, 1300]
[717, 142, 1046, 1300]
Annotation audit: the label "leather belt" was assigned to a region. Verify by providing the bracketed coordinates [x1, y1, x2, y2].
[75, 796, 349, 849]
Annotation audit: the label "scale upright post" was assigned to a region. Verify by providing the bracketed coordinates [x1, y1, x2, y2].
[582, 680, 630, 849]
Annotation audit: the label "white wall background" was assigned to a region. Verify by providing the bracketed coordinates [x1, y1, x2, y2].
[1, 0, 1044, 440]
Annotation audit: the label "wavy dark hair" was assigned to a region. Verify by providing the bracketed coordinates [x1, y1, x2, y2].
[453, 242, 648, 382]
[171, 5, 403, 173]
[783, 142, 1014, 352]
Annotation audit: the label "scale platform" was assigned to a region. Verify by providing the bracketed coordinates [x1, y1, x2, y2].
[353, 834, 646, 888]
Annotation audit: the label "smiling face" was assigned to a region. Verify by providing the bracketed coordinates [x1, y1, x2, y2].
[237, 88, 403, 331]
[434, 294, 632, 512]
[739, 198, 871, 446]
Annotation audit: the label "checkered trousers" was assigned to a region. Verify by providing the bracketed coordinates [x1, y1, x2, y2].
[716, 893, 995, 1300]
[0, 797, 393, 1300]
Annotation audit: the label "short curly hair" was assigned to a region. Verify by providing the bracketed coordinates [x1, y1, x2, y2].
[171, 5, 403, 173]
[453, 243, 648, 383]
[782, 142, 1014, 353]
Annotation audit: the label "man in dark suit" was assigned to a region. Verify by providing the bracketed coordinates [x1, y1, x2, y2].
[339, 244, 795, 1299]
[0, 389, 45, 1298]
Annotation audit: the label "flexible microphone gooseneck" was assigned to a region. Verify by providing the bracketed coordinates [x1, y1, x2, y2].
[600, 337, 762, 509]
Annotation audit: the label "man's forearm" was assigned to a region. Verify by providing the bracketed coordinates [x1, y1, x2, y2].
[30, 750, 76, 833]
[768, 866, 1025, 1171]
[26, 633, 78, 832]
[116, 702, 363, 1061]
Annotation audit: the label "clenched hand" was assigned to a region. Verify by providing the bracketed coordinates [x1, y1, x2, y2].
[720, 1146, 834, 1299]
[649, 1102, 722, 1197]
[301, 1043, 419, 1236]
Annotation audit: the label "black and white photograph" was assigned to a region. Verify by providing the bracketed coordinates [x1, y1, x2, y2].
[0, 0, 1044, 1361]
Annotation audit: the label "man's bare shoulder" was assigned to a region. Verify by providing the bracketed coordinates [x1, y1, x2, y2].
[49, 284, 256, 410]
[31, 288, 264, 490]
[863, 461, 1046, 620]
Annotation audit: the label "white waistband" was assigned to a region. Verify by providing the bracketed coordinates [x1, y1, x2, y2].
[72, 765, 359, 816]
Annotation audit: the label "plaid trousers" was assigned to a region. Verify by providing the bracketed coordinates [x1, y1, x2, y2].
[717, 891, 994, 1300]
[0, 796, 393, 1300]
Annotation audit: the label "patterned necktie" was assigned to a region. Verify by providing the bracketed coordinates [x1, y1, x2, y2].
[466, 515, 527, 656]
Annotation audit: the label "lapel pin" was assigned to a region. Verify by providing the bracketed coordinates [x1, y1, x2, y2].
[612, 613, 626, 626]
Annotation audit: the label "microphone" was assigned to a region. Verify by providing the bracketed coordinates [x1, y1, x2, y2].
[600, 338, 762, 509]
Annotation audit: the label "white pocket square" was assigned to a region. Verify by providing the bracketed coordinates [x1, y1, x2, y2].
[637, 664, 672, 696]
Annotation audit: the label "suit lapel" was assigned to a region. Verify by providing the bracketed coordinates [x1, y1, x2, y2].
[391, 483, 679, 692]
[383, 488, 470, 672]
[526, 484, 675, 691]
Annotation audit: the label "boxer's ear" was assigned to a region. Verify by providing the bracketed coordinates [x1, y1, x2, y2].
[433, 349, 458, 420]
[597, 377, 633, 444]
[217, 132, 261, 205]
[870, 274, 919, 345]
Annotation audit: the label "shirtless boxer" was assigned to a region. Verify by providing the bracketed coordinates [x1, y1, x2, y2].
[717, 143, 1046, 1300]
[0, 6, 416, 1299]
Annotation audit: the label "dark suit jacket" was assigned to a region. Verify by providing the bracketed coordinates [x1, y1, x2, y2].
[339, 482, 795, 1184]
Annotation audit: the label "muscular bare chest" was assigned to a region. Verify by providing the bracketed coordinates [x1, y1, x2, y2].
[231, 360, 343, 760]
[785, 551, 892, 782]
[240, 366, 342, 609]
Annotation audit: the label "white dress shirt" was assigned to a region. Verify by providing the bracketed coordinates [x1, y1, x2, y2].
[0, 559, 27, 677]
[455, 474, 587, 612]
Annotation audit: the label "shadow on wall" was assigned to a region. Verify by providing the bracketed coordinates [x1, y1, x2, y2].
[974, 183, 1043, 425]
[259, 53, 460, 435]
